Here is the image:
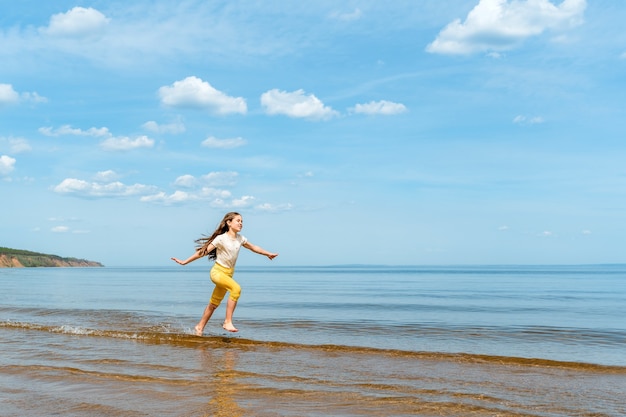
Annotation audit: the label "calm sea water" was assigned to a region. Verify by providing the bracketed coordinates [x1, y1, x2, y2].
[1, 265, 625, 416]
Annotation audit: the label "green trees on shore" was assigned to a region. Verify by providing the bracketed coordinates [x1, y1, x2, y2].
[0, 247, 103, 267]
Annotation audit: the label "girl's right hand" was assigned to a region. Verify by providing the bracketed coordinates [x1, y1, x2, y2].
[171, 257, 185, 265]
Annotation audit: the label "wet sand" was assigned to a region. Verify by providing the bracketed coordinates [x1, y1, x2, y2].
[1, 327, 624, 417]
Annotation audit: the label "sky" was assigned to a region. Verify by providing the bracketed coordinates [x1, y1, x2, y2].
[1, 0, 625, 267]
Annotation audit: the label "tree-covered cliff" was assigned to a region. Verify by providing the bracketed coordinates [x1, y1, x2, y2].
[0, 247, 104, 268]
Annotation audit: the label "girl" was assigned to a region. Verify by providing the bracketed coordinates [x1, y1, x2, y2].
[171, 212, 278, 334]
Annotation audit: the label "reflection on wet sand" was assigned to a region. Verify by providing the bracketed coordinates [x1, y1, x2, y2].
[197, 345, 245, 417]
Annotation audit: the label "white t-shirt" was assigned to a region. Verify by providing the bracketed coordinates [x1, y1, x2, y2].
[212, 233, 247, 269]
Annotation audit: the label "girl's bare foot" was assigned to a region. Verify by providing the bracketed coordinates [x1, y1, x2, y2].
[194, 325, 203, 336]
[222, 321, 238, 332]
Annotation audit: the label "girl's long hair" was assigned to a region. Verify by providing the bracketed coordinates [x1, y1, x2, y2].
[195, 212, 240, 260]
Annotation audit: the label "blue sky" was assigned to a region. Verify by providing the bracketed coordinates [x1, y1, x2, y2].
[1, 0, 625, 266]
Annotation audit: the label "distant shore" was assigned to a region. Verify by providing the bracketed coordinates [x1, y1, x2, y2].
[0, 247, 103, 268]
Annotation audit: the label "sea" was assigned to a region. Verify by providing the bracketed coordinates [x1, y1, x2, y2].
[0, 264, 624, 416]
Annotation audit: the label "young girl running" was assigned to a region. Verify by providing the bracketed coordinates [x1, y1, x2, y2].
[171, 212, 278, 334]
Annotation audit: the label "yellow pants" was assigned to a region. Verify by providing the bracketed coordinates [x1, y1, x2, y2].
[209, 263, 241, 306]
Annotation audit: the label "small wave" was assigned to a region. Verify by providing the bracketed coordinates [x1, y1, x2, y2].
[54, 324, 97, 335]
[2, 319, 624, 374]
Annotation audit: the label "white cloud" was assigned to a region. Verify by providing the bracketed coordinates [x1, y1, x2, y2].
[582, 229, 592, 235]
[201, 171, 238, 187]
[48, 217, 88, 234]
[20, 92, 48, 103]
[99, 135, 155, 151]
[427, 0, 587, 55]
[39, 125, 152, 151]
[1, 3, 321, 70]
[53, 178, 156, 197]
[94, 170, 121, 182]
[261, 89, 338, 120]
[173, 171, 238, 189]
[256, 202, 294, 212]
[39, 125, 111, 137]
[0, 84, 20, 105]
[42, 7, 110, 38]
[231, 195, 255, 207]
[173, 174, 197, 188]
[513, 115, 545, 125]
[329, 8, 363, 22]
[142, 120, 185, 134]
[199, 187, 233, 199]
[48, 216, 79, 222]
[201, 136, 247, 149]
[49, 224, 89, 234]
[0, 84, 47, 106]
[140, 188, 233, 205]
[140, 190, 196, 204]
[159, 76, 247, 115]
[212, 195, 256, 209]
[351, 100, 407, 115]
[0, 155, 16, 175]
[142, 189, 254, 208]
[1, 137, 32, 153]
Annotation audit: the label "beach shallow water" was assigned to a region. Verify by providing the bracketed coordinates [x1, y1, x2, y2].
[1, 265, 625, 416]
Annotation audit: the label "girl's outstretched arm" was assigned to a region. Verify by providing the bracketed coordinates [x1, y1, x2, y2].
[171, 245, 213, 265]
[243, 242, 278, 260]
